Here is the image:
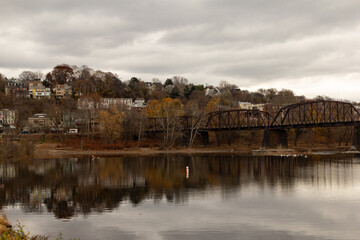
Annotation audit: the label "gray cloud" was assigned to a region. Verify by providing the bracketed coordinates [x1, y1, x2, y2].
[1, 0, 360, 99]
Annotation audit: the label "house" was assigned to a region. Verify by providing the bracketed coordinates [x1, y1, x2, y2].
[151, 82, 163, 91]
[0, 109, 17, 131]
[239, 102, 253, 110]
[205, 87, 221, 97]
[5, 81, 28, 98]
[252, 104, 266, 111]
[28, 113, 52, 129]
[99, 98, 133, 109]
[28, 81, 42, 87]
[238, 102, 268, 111]
[55, 84, 72, 98]
[28, 83, 51, 99]
[133, 98, 146, 108]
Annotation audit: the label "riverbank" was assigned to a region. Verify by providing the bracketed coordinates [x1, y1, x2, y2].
[33, 143, 355, 159]
[34, 143, 250, 159]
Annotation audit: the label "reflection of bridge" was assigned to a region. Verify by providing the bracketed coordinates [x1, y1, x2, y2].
[146, 100, 360, 150]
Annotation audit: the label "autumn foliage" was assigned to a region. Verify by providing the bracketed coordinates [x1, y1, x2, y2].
[99, 107, 125, 143]
[144, 98, 184, 148]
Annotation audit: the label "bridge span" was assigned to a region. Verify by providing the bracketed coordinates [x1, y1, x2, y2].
[146, 100, 360, 150]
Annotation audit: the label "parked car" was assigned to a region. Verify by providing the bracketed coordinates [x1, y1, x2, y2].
[68, 129, 78, 134]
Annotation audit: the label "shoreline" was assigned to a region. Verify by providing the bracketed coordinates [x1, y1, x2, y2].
[33, 143, 359, 159]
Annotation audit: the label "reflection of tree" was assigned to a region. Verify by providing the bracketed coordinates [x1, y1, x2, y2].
[0, 155, 355, 219]
[44, 199, 75, 219]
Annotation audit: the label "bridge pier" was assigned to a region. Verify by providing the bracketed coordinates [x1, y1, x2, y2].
[182, 131, 191, 146]
[261, 129, 288, 149]
[350, 125, 360, 151]
[200, 131, 209, 146]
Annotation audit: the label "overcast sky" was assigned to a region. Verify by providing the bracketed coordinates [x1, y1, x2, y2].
[1, 0, 360, 100]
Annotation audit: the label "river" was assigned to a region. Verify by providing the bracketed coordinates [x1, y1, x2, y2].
[1, 154, 360, 240]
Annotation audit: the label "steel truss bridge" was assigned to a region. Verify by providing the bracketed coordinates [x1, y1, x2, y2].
[146, 100, 360, 132]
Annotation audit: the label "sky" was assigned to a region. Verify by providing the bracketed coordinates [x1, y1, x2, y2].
[1, 0, 360, 100]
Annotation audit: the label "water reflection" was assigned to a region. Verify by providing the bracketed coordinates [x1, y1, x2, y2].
[0, 155, 358, 219]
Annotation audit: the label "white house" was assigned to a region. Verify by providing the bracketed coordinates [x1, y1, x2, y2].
[239, 102, 253, 110]
[133, 98, 146, 108]
[99, 98, 133, 109]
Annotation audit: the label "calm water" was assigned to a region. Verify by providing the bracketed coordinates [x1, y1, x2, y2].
[1, 154, 360, 240]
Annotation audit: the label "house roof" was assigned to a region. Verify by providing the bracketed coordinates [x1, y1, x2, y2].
[29, 113, 49, 119]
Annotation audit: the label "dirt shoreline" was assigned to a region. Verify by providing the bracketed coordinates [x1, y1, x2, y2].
[33, 143, 358, 159]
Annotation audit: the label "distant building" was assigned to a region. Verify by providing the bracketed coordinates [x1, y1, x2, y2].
[28, 113, 52, 129]
[28, 84, 51, 99]
[55, 84, 72, 98]
[205, 87, 220, 97]
[239, 102, 253, 110]
[238, 102, 267, 111]
[28, 81, 43, 87]
[99, 98, 133, 109]
[133, 98, 146, 108]
[252, 104, 266, 111]
[151, 82, 163, 91]
[5, 81, 28, 97]
[0, 109, 17, 130]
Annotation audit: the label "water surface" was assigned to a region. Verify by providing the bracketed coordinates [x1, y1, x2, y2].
[1, 154, 360, 240]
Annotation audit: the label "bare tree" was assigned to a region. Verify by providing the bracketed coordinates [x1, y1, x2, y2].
[18, 71, 39, 82]
[185, 91, 209, 147]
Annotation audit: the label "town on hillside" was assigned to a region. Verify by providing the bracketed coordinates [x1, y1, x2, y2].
[0, 64, 359, 149]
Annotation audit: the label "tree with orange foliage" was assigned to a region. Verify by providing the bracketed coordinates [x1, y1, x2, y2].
[144, 98, 184, 149]
[99, 106, 125, 143]
[205, 96, 220, 113]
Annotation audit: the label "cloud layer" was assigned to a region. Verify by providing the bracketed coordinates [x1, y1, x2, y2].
[1, 0, 360, 100]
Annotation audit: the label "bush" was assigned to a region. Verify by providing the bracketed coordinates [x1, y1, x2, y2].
[1, 221, 49, 239]
[0, 137, 34, 159]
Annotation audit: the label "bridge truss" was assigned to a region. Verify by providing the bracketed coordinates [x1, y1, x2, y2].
[145, 100, 360, 132]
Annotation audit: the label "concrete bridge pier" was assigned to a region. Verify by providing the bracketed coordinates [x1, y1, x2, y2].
[261, 129, 288, 149]
[199, 131, 209, 146]
[350, 125, 360, 151]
